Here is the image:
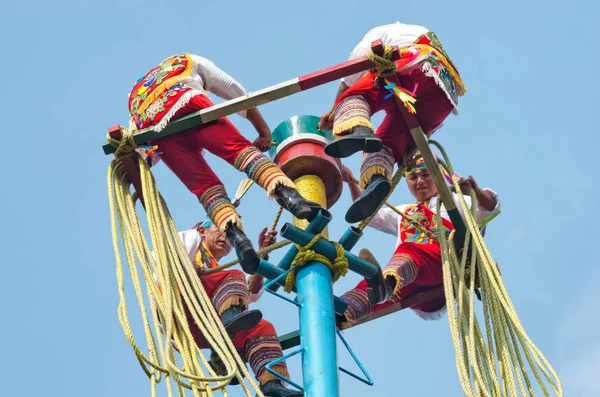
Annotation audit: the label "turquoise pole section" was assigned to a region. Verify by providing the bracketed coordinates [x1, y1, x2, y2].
[296, 261, 340, 396]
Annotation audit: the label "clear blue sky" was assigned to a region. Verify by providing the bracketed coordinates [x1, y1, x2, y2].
[2, 0, 599, 396]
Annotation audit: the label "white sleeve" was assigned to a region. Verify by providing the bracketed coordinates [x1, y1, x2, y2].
[454, 189, 501, 225]
[367, 207, 403, 236]
[189, 54, 248, 118]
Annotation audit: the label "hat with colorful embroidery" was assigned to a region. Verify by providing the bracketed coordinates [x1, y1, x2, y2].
[404, 151, 458, 185]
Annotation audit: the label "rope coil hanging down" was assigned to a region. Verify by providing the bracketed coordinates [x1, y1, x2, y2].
[431, 146, 563, 397]
[107, 130, 263, 397]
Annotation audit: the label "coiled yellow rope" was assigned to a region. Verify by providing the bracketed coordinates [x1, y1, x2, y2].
[283, 233, 349, 293]
[107, 130, 263, 397]
[433, 148, 563, 397]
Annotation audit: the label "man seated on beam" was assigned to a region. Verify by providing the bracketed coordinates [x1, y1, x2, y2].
[159, 219, 301, 397]
[129, 53, 322, 274]
[336, 154, 500, 325]
[318, 22, 466, 223]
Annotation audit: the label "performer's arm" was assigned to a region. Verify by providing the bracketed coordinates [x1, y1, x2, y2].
[457, 177, 501, 224]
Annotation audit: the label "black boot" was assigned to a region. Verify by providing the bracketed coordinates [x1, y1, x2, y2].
[359, 248, 389, 305]
[345, 174, 391, 223]
[221, 305, 263, 339]
[258, 380, 303, 397]
[226, 223, 260, 274]
[324, 126, 383, 159]
[274, 184, 323, 222]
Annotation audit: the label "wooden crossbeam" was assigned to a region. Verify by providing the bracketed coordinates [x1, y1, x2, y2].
[102, 40, 400, 155]
[277, 286, 445, 350]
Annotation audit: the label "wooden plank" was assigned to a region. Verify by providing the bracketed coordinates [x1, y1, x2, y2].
[102, 40, 400, 155]
[277, 286, 445, 349]
[108, 125, 146, 209]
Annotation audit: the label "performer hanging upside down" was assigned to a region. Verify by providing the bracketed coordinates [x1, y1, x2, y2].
[129, 53, 322, 272]
[166, 219, 301, 397]
[318, 22, 467, 223]
[337, 155, 500, 324]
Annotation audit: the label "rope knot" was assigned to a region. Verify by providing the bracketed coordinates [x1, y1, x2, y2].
[367, 45, 398, 87]
[283, 233, 349, 293]
[107, 126, 138, 160]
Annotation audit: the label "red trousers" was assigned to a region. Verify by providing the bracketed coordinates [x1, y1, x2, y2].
[150, 95, 253, 199]
[182, 270, 289, 383]
[337, 65, 454, 163]
[341, 243, 446, 322]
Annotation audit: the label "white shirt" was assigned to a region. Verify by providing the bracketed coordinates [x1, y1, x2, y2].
[177, 229, 264, 303]
[137, 54, 249, 165]
[342, 22, 429, 87]
[368, 189, 501, 249]
[184, 54, 248, 116]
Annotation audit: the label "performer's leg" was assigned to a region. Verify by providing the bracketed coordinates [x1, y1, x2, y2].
[196, 114, 323, 221]
[186, 270, 262, 347]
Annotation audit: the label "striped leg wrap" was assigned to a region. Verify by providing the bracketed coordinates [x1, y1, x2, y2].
[233, 147, 295, 197]
[212, 272, 250, 315]
[199, 185, 241, 231]
[359, 147, 395, 188]
[383, 252, 418, 298]
[339, 288, 372, 325]
[245, 334, 290, 385]
[332, 95, 374, 137]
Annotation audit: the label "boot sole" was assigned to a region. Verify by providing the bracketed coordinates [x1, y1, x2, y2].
[292, 203, 321, 222]
[260, 389, 304, 397]
[324, 136, 383, 159]
[224, 310, 263, 338]
[345, 180, 392, 223]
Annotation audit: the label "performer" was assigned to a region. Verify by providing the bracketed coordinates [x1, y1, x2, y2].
[129, 53, 321, 272]
[318, 22, 467, 222]
[172, 219, 301, 397]
[337, 156, 499, 324]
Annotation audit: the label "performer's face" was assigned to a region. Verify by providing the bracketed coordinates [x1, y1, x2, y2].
[406, 169, 437, 201]
[199, 225, 232, 259]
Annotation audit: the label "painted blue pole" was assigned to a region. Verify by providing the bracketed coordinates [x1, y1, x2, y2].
[296, 261, 340, 397]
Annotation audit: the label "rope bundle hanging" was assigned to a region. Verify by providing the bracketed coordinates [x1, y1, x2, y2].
[432, 147, 563, 397]
[107, 130, 263, 397]
[283, 233, 349, 293]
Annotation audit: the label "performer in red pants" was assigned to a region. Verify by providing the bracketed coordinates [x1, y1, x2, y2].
[129, 53, 321, 273]
[318, 22, 467, 223]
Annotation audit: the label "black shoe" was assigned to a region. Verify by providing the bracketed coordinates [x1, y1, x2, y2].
[208, 350, 244, 385]
[274, 185, 323, 222]
[226, 224, 260, 274]
[258, 380, 303, 397]
[324, 126, 382, 159]
[221, 305, 263, 339]
[345, 174, 391, 223]
[359, 248, 389, 305]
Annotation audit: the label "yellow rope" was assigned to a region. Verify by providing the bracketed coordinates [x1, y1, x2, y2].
[292, 175, 329, 239]
[431, 146, 563, 397]
[366, 45, 398, 87]
[283, 233, 348, 293]
[107, 130, 263, 397]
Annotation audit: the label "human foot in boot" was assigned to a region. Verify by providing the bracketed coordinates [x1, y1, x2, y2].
[274, 184, 322, 222]
[258, 380, 303, 397]
[345, 174, 391, 223]
[324, 126, 383, 159]
[221, 305, 262, 339]
[226, 224, 260, 274]
[359, 248, 388, 305]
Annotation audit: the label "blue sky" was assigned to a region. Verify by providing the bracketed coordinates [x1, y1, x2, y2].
[2, 0, 599, 396]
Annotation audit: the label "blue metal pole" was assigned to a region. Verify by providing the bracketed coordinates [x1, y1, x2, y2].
[296, 261, 340, 397]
